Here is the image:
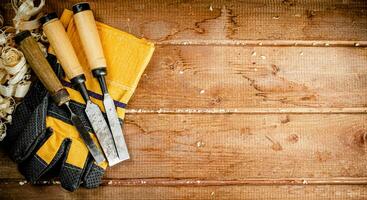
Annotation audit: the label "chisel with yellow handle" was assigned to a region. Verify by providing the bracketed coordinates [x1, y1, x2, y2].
[14, 30, 105, 164]
[72, 2, 129, 162]
[40, 13, 120, 166]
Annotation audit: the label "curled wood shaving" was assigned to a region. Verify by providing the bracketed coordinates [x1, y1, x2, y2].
[1, 46, 23, 67]
[0, 26, 16, 47]
[0, 47, 31, 100]
[0, 47, 31, 140]
[0, 0, 45, 140]
[12, 0, 45, 31]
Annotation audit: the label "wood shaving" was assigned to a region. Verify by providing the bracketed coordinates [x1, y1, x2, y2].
[0, 0, 46, 141]
[209, 4, 213, 11]
[12, 0, 45, 31]
[0, 47, 31, 140]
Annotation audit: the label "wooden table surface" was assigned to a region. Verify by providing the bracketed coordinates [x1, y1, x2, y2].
[0, 0, 366, 199]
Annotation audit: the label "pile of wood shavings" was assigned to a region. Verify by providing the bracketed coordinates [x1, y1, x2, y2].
[0, 0, 47, 141]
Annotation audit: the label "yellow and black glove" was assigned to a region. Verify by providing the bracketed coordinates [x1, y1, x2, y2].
[7, 60, 108, 190]
[5, 10, 154, 191]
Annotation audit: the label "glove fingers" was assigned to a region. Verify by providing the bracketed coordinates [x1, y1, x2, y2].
[59, 138, 89, 191]
[3, 79, 48, 146]
[82, 157, 106, 188]
[59, 162, 84, 191]
[10, 96, 49, 162]
[20, 132, 68, 183]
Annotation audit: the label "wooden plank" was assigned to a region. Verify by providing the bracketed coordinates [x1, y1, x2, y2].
[108, 114, 367, 179]
[45, 0, 367, 42]
[129, 46, 367, 110]
[126, 107, 367, 114]
[0, 1, 365, 198]
[0, 184, 366, 200]
[102, 177, 367, 186]
[156, 40, 367, 47]
[2, 177, 367, 186]
[1, 114, 365, 179]
[2, 0, 366, 43]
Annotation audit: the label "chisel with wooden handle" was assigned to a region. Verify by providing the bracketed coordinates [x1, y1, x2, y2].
[72, 2, 129, 162]
[14, 30, 105, 164]
[40, 13, 120, 166]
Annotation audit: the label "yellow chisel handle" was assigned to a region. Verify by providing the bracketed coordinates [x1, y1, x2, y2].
[48, 9, 73, 55]
[72, 2, 107, 73]
[40, 13, 84, 81]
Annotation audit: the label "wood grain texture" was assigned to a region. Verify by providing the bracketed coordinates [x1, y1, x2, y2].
[17, 36, 69, 105]
[1, 114, 366, 179]
[0, 0, 366, 199]
[1, 0, 366, 44]
[0, 184, 366, 200]
[104, 114, 367, 179]
[129, 46, 367, 110]
[39, 0, 367, 43]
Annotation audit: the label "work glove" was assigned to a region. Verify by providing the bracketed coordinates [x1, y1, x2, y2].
[5, 9, 154, 191]
[6, 55, 108, 191]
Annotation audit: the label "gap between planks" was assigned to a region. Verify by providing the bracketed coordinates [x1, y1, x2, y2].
[103, 177, 367, 186]
[155, 40, 367, 47]
[125, 107, 367, 114]
[1, 177, 366, 186]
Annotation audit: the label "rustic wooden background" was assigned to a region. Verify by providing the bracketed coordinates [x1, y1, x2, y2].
[1, 0, 367, 199]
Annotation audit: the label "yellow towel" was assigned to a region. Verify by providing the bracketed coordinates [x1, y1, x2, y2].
[38, 9, 154, 169]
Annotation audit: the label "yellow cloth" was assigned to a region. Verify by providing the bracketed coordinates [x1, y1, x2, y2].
[37, 9, 154, 169]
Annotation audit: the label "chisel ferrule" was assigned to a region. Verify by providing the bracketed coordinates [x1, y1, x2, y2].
[92, 68, 109, 94]
[70, 74, 90, 103]
[39, 12, 58, 25]
[72, 2, 91, 14]
[92, 68, 107, 77]
[52, 88, 70, 106]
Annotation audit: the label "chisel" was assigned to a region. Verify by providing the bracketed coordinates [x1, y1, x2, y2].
[40, 13, 120, 166]
[14, 30, 105, 164]
[72, 2, 129, 162]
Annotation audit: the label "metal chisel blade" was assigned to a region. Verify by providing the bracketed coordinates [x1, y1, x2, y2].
[85, 100, 120, 166]
[65, 102, 105, 164]
[103, 93, 130, 161]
